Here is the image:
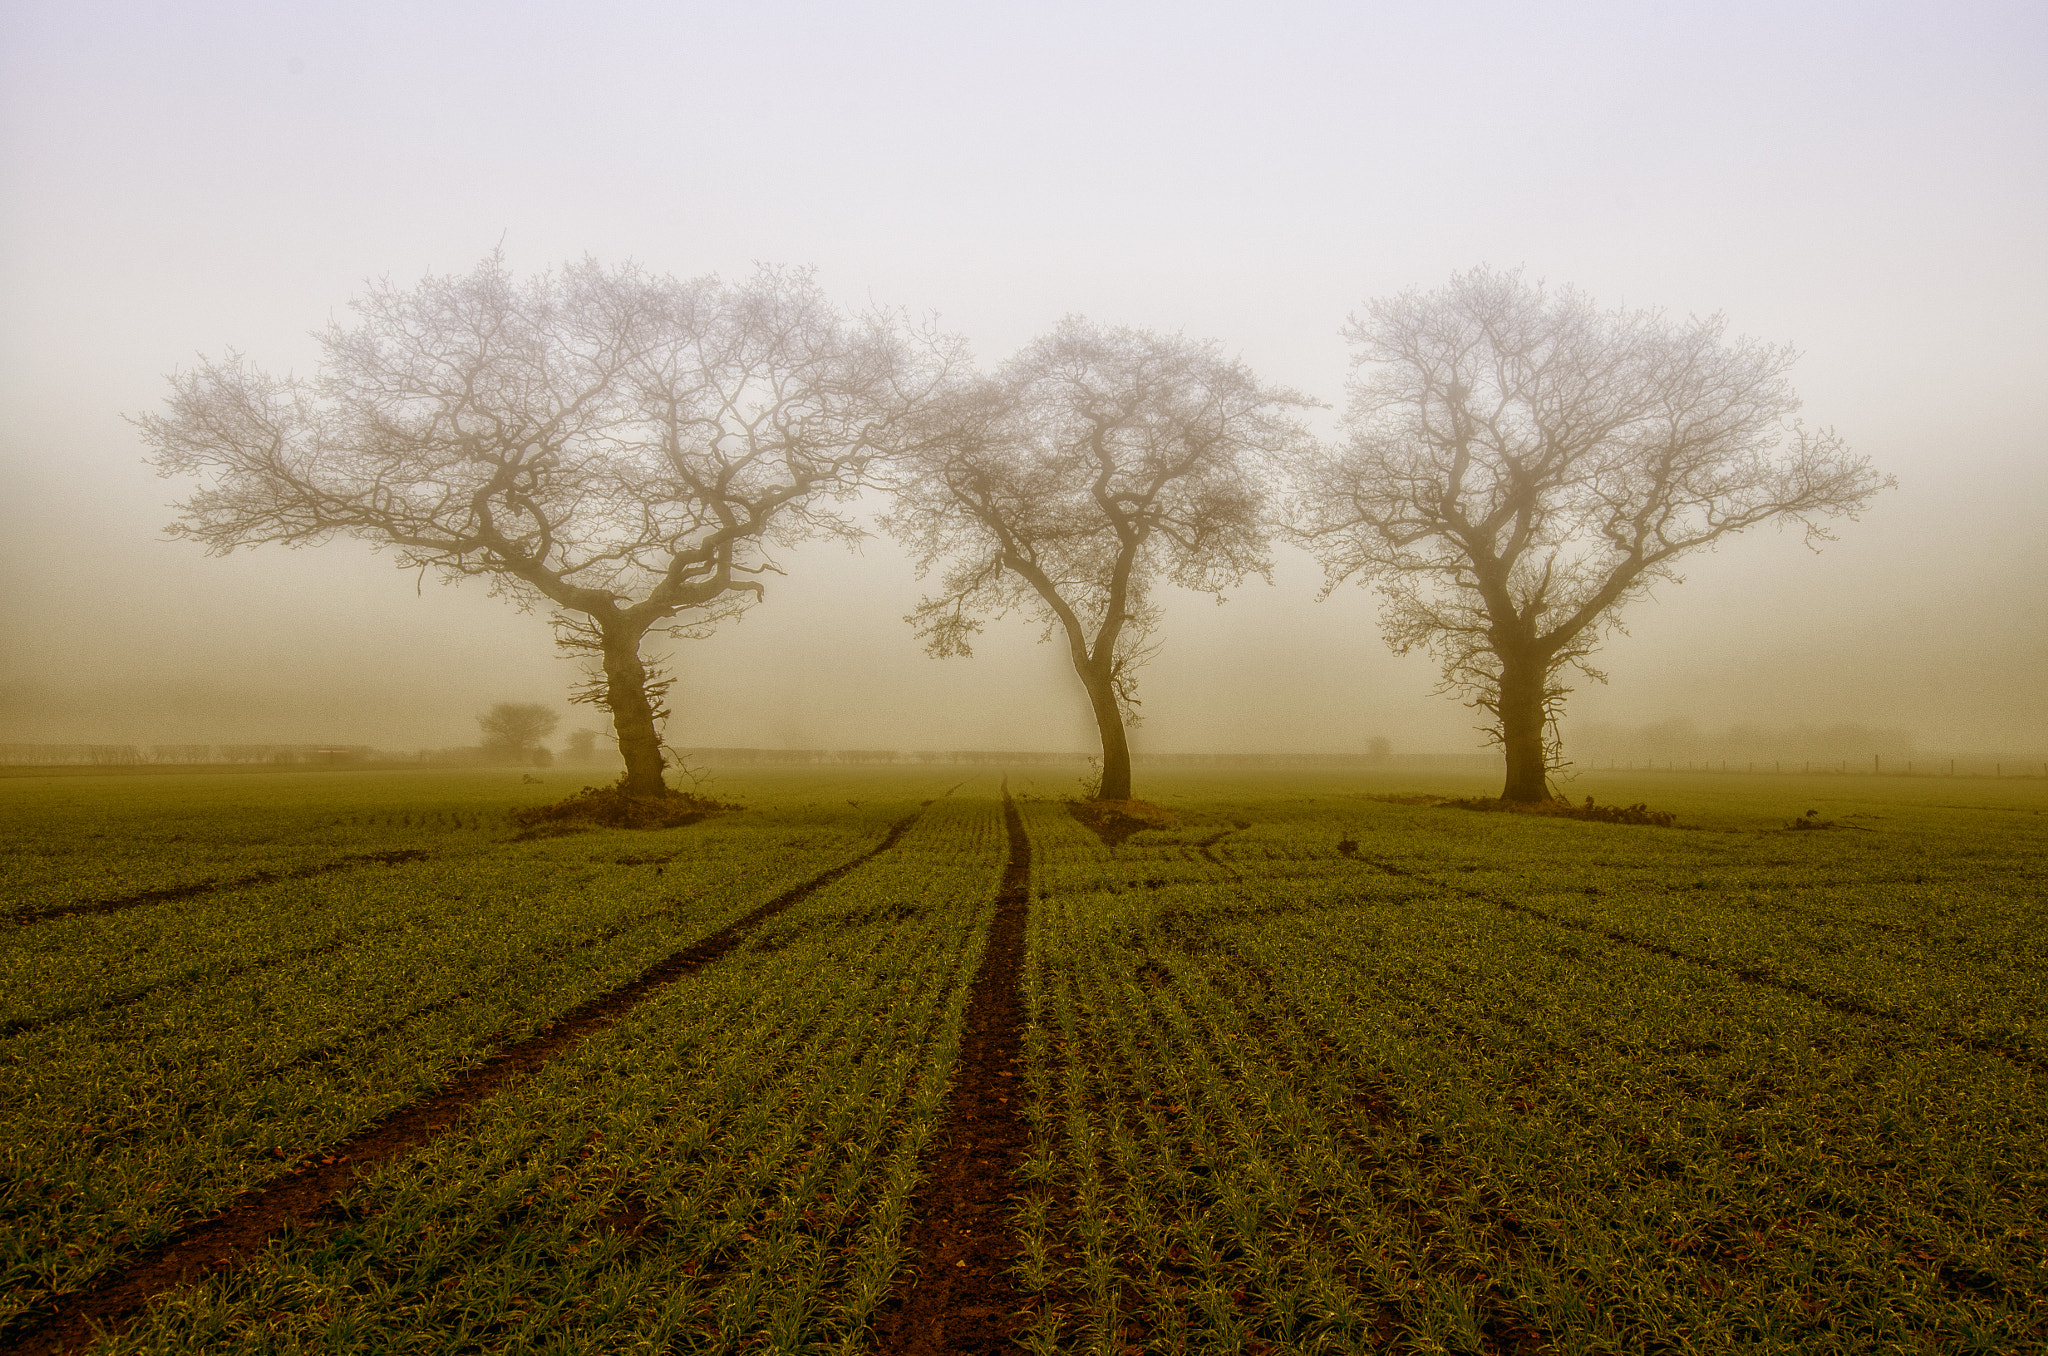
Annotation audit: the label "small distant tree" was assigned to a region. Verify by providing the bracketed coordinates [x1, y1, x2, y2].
[478, 702, 559, 762]
[886, 319, 1315, 802]
[1290, 267, 1891, 802]
[138, 255, 952, 797]
[564, 728, 601, 762]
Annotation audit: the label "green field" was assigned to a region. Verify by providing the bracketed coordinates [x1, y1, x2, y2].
[2, 765, 2044, 1353]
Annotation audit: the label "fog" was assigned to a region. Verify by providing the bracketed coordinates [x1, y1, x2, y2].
[2, 1, 2043, 764]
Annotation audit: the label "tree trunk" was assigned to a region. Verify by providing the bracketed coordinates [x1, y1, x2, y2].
[601, 627, 670, 797]
[1081, 666, 1133, 802]
[1496, 649, 1551, 803]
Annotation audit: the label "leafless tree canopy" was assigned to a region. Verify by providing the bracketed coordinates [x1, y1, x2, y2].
[138, 255, 954, 794]
[477, 701, 559, 755]
[1290, 267, 1891, 800]
[885, 318, 1316, 801]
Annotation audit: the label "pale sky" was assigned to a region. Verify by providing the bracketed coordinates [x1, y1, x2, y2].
[2, 0, 2043, 758]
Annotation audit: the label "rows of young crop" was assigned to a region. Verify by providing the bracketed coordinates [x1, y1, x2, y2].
[0, 775, 536, 917]
[1307, 804, 2048, 1060]
[0, 767, 987, 919]
[1015, 799, 2047, 1355]
[0, 802, 930, 1335]
[1231, 897, 2047, 1351]
[87, 796, 1009, 1355]
[1015, 803, 1476, 1356]
[3, 802, 909, 1025]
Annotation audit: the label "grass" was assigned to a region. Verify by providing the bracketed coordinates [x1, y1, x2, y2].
[1, 763, 2042, 1352]
[0, 768, 966, 1336]
[1012, 771, 2047, 1354]
[96, 796, 1007, 1355]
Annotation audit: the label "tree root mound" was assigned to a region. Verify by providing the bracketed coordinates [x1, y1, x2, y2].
[1372, 793, 1678, 827]
[1451, 795, 1678, 827]
[507, 784, 739, 838]
[1066, 798, 1177, 847]
[1781, 808, 1873, 831]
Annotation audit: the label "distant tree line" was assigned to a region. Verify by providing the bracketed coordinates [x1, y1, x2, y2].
[1574, 719, 1925, 766]
[0, 744, 381, 766]
[0, 743, 557, 768]
[139, 260, 1889, 803]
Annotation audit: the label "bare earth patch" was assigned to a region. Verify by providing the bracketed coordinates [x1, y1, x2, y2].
[1065, 798, 1178, 847]
[506, 784, 739, 839]
[872, 785, 1032, 1354]
[1782, 808, 1874, 832]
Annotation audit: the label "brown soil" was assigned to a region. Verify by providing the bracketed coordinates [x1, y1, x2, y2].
[506, 783, 739, 838]
[872, 785, 1032, 1355]
[6, 851, 430, 928]
[1065, 798, 1176, 847]
[0, 813, 923, 1356]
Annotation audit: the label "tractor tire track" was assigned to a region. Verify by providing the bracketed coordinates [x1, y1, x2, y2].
[5, 851, 430, 928]
[1191, 822, 1248, 878]
[873, 783, 1031, 1356]
[0, 813, 924, 1356]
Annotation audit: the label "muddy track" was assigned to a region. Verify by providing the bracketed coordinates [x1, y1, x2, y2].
[5, 850, 431, 928]
[1191, 823, 1247, 878]
[0, 813, 923, 1356]
[1346, 850, 2048, 1075]
[872, 784, 1032, 1356]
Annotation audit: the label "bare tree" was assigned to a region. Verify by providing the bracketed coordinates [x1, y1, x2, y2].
[138, 255, 951, 796]
[477, 702, 559, 762]
[885, 319, 1315, 802]
[1290, 268, 1892, 802]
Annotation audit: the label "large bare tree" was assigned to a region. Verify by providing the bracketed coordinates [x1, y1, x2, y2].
[1291, 267, 1891, 802]
[138, 255, 949, 796]
[885, 319, 1314, 802]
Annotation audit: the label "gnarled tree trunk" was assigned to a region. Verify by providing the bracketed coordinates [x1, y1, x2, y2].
[1079, 662, 1133, 802]
[600, 627, 670, 797]
[1496, 648, 1551, 803]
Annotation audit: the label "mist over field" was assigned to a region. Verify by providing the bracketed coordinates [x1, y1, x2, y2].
[5, 11, 2046, 1340]
[2, 1, 2042, 767]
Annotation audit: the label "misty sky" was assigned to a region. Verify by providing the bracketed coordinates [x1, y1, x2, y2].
[2, 0, 2043, 759]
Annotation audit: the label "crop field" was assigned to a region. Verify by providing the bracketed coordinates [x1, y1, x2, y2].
[2, 763, 2043, 1354]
